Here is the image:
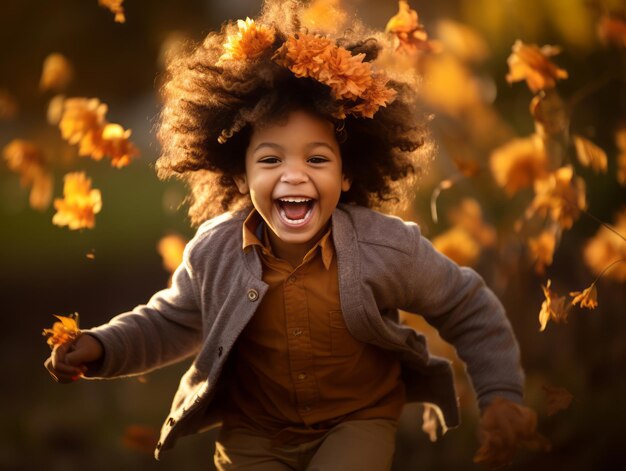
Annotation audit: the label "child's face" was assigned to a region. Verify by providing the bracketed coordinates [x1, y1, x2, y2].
[235, 110, 351, 252]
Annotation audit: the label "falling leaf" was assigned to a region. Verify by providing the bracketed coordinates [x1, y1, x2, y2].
[528, 229, 557, 275]
[98, 0, 126, 23]
[52, 172, 102, 230]
[538, 279, 569, 331]
[2, 139, 53, 210]
[435, 19, 490, 63]
[529, 166, 587, 230]
[506, 40, 568, 93]
[570, 284, 599, 309]
[98, 123, 139, 168]
[121, 425, 159, 454]
[432, 227, 481, 267]
[597, 14, 626, 48]
[447, 198, 497, 247]
[584, 208, 626, 282]
[385, 0, 441, 55]
[490, 134, 550, 196]
[301, 0, 347, 34]
[42, 313, 80, 348]
[573, 135, 608, 173]
[542, 384, 574, 416]
[422, 403, 445, 442]
[157, 234, 187, 274]
[57, 97, 139, 168]
[0, 89, 18, 120]
[474, 397, 551, 469]
[39, 53, 74, 92]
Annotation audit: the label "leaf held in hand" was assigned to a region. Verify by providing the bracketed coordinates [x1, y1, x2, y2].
[42, 313, 80, 348]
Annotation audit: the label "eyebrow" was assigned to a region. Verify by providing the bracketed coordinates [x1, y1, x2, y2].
[252, 142, 337, 153]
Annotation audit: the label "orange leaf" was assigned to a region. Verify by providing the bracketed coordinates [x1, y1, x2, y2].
[474, 397, 551, 469]
[583, 208, 626, 282]
[569, 284, 599, 310]
[538, 279, 569, 332]
[573, 135, 608, 174]
[42, 313, 80, 348]
[52, 172, 102, 230]
[506, 40, 568, 93]
[542, 384, 574, 416]
[528, 229, 557, 276]
[39, 53, 74, 92]
[98, 0, 126, 23]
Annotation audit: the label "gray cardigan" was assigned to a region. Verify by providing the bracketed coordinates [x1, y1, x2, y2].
[85, 204, 524, 459]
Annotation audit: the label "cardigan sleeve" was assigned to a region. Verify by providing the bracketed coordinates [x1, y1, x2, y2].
[82, 242, 203, 379]
[402, 223, 525, 411]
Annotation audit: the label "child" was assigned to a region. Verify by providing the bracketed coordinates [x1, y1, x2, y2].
[45, 1, 531, 469]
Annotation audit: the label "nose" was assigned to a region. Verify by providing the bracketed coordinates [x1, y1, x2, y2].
[280, 162, 309, 185]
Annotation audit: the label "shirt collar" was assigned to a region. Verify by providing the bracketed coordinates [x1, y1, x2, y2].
[242, 208, 334, 270]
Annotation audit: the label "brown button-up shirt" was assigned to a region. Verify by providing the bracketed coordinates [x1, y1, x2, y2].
[221, 210, 406, 445]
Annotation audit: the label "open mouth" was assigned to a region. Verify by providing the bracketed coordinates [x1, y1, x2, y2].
[275, 197, 316, 225]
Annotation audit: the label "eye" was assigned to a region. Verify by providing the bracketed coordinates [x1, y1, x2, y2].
[258, 156, 280, 164]
[308, 156, 329, 164]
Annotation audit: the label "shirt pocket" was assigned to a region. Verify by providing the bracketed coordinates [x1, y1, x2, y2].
[329, 310, 363, 357]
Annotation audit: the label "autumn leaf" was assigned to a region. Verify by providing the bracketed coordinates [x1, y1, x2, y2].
[570, 284, 599, 309]
[506, 40, 568, 93]
[528, 229, 557, 276]
[2, 139, 53, 210]
[385, 0, 440, 55]
[39, 53, 74, 92]
[542, 384, 574, 416]
[528, 166, 586, 230]
[98, 123, 140, 168]
[422, 403, 447, 442]
[448, 198, 497, 247]
[573, 135, 608, 174]
[432, 226, 481, 267]
[474, 397, 551, 469]
[490, 134, 550, 196]
[597, 14, 626, 48]
[584, 208, 626, 282]
[538, 279, 569, 332]
[42, 313, 80, 348]
[98, 0, 126, 23]
[52, 172, 102, 230]
[157, 234, 187, 274]
[121, 425, 159, 454]
[0, 88, 18, 120]
[301, 0, 347, 35]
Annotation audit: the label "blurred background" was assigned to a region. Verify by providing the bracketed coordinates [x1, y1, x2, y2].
[1, 0, 625, 469]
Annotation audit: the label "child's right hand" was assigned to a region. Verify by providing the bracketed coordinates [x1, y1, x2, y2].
[44, 333, 104, 383]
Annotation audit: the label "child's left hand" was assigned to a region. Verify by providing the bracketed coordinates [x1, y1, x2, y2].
[473, 397, 551, 469]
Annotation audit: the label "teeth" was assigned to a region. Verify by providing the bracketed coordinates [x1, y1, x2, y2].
[278, 197, 312, 203]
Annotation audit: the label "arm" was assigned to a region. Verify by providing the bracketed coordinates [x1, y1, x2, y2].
[81, 254, 204, 379]
[402, 223, 524, 410]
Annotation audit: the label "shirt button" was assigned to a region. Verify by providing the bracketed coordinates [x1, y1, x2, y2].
[297, 373, 307, 381]
[247, 289, 259, 301]
[293, 328, 303, 336]
[288, 275, 296, 283]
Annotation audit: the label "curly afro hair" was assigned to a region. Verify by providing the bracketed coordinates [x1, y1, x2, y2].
[156, 0, 431, 226]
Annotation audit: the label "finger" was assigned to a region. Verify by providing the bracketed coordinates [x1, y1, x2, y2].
[44, 357, 82, 383]
[51, 344, 84, 375]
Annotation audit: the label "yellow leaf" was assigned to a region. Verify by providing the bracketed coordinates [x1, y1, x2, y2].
[39, 53, 74, 92]
[570, 284, 599, 310]
[573, 135, 608, 173]
[506, 40, 568, 93]
[42, 313, 80, 348]
[52, 172, 102, 230]
[538, 279, 569, 332]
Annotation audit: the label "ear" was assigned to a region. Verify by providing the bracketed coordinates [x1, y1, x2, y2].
[233, 175, 249, 194]
[341, 174, 351, 192]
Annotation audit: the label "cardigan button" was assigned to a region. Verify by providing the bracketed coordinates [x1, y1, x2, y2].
[247, 289, 259, 301]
